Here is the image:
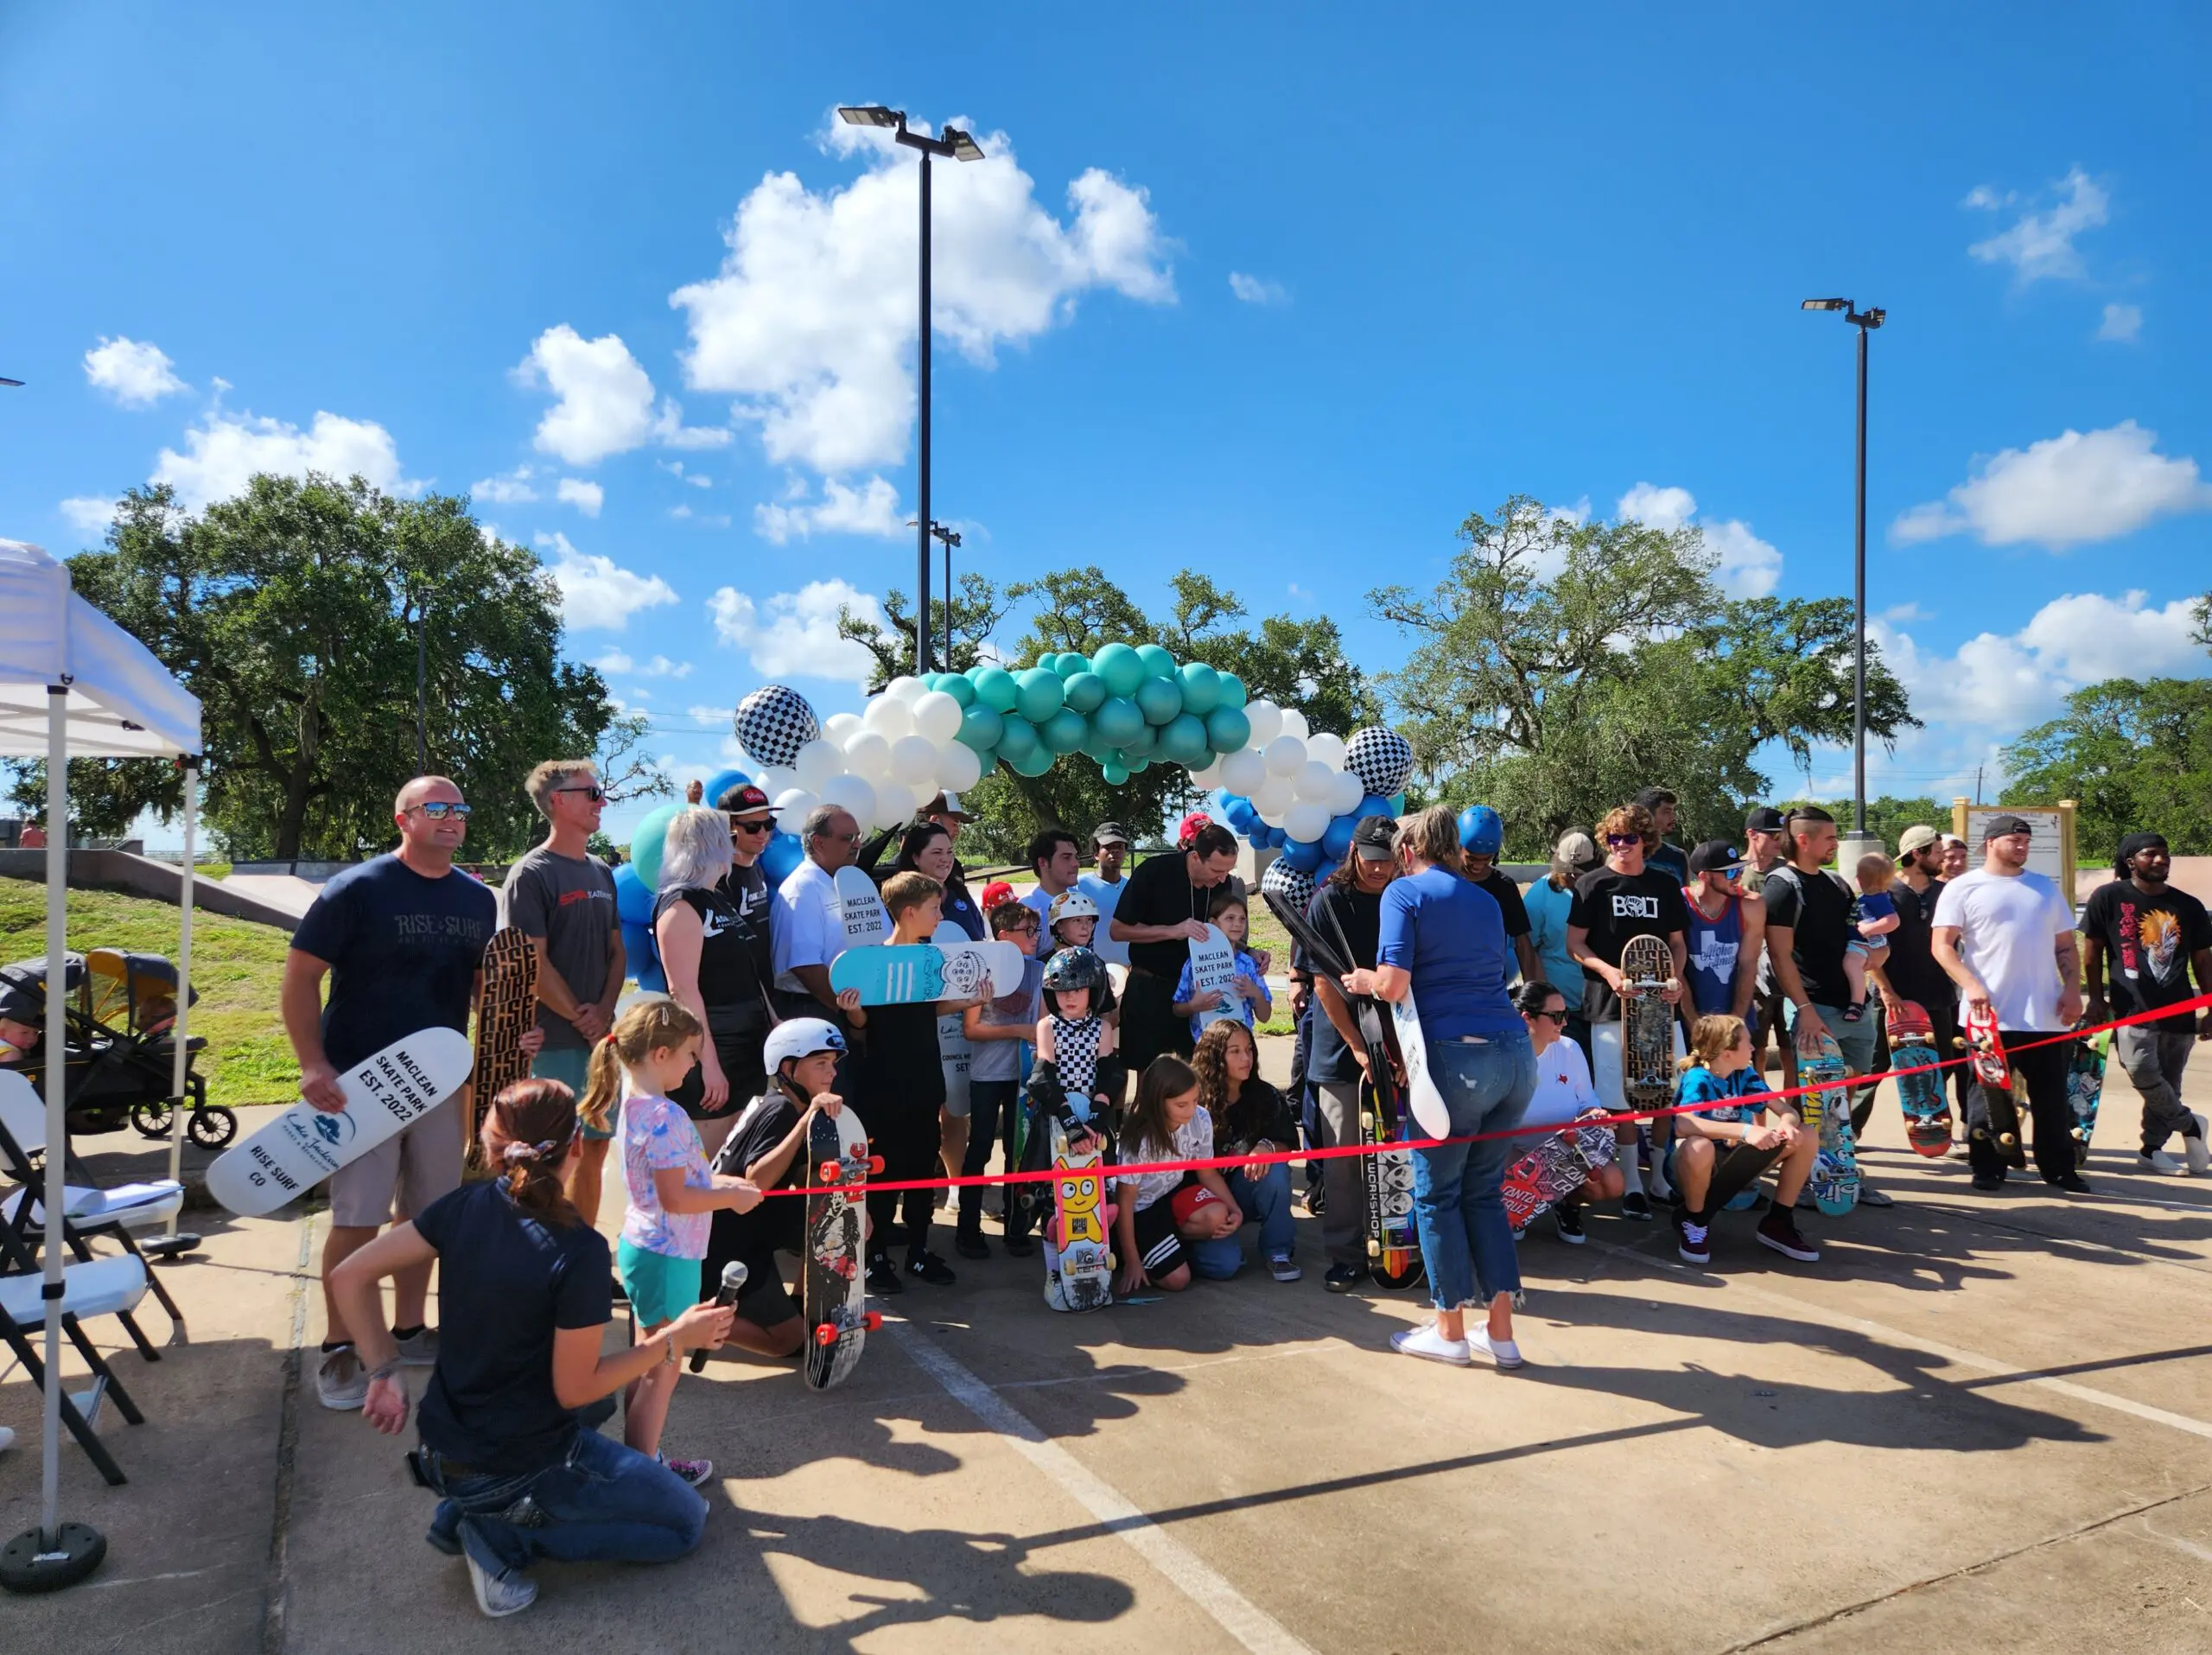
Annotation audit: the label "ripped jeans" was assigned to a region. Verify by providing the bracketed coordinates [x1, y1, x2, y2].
[419, 1426, 707, 1578]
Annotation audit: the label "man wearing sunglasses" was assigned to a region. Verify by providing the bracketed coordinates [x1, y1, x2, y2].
[502, 761, 626, 1220]
[285, 774, 499, 1410]
[715, 782, 781, 1002]
[772, 804, 864, 1021]
[1682, 840, 1764, 1029]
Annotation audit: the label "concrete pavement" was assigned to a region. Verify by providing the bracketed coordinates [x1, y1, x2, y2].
[5, 1047, 2212, 1652]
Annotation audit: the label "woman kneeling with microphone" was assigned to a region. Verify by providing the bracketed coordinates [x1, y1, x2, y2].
[331, 1079, 735, 1619]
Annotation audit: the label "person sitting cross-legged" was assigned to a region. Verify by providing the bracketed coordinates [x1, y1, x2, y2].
[1666, 1014, 1820, 1266]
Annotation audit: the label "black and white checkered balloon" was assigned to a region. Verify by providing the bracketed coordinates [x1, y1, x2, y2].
[1258, 855, 1316, 923]
[1344, 726, 1414, 797]
[734, 684, 819, 770]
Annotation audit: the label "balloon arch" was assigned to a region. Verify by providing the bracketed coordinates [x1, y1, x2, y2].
[613, 645, 1413, 989]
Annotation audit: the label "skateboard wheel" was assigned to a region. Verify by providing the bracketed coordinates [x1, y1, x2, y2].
[864, 1311, 883, 1331]
[1359, 1112, 1376, 1132]
[1365, 1238, 1381, 1257]
[1999, 1134, 2018, 1149]
[867, 1155, 885, 1173]
[815, 1324, 838, 1346]
[818, 1161, 841, 1182]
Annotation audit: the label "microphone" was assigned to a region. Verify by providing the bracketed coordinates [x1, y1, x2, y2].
[688, 1260, 748, 1372]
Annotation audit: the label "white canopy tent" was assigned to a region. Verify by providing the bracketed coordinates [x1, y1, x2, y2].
[0, 538, 201, 1589]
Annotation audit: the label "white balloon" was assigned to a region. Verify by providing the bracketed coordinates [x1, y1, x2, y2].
[1257, 803, 1289, 830]
[842, 729, 893, 780]
[886, 675, 928, 706]
[1279, 709, 1310, 742]
[861, 694, 913, 739]
[823, 711, 862, 744]
[792, 738, 842, 792]
[1244, 699, 1284, 748]
[1252, 773, 1296, 816]
[1306, 732, 1346, 771]
[1294, 760, 1337, 802]
[874, 782, 920, 829]
[890, 734, 939, 787]
[1326, 771, 1365, 816]
[1264, 735, 1307, 777]
[1285, 801, 1331, 844]
[912, 690, 964, 745]
[818, 772, 877, 827]
[1220, 748, 1268, 796]
[753, 766, 795, 800]
[1188, 757, 1223, 791]
[935, 740, 982, 792]
[772, 787, 820, 824]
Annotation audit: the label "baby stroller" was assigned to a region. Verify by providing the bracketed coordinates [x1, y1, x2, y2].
[0, 952, 235, 1149]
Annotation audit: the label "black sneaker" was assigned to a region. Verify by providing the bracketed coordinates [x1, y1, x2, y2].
[1970, 1170, 2006, 1192]
[865, 1258, 904, 1295]
[907, 1251, 957, 1286]
[1675, 1210, 1712, 1264]
[1756, 1213, 1820, 1262]
[1305, 1184, 1326, 1216]
[1553, 1205, 1586, 1245]
[1001, 1232, 1035, 1257]
[954, 1229, 990, 1261]
[1619, 1190, 1655, 1222]
[1324, 1264, 1365, 1293]
[2050, 1172, 2092, 1194]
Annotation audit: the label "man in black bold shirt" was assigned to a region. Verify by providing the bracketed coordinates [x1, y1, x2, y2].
[1109, 822, 1241, 1073]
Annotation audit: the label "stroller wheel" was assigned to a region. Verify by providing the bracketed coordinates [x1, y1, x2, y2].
[129, 1100, 175, 1140]
[187, 1107, 238, 1150]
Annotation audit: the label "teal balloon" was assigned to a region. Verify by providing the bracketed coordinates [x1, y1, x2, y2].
[1014, 668, 1065, 724]
[1135, 643, 1177, 681]
[1216, 672, 1248, 710]
[1135, 675, 1183, 726]
[628, 801, 683, 890]
[1100, 761, 1129, 786]
[1016, 745, 1058, 777]
[1205, 705, 1251, 752]
[1177, 661, 1221, 716]
[971, 665, 1019, 713]
[1091, 695, 1144, 747]
[1121, 723, 1159, 761]
[995, 714, 1039, 763]
[1040, 706, 1088, 754]
[1389, 792, 1407, 814]
[1034, 652, 1061, 676]
[1081, 727, 1122, 763]
[1159, 712, 1210, 766]
[939, 673, 976, 709]
[1061, 670, 1107, 714]
[1054, 652, 1091, 680]
[957, 703, 1004, 752]
[1092, 641, 1144, 698]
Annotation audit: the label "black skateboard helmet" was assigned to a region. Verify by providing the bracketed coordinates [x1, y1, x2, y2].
[1041, 946, 1106, 995]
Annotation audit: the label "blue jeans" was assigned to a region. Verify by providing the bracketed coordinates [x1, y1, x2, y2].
[1413, 1034, 1537, 1313]
[423, 1427, 707, 1578]
[1187, 1161, 1297, 1277]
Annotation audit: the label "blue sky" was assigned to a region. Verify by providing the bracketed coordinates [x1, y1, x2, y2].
[7, 3, 2209, 845]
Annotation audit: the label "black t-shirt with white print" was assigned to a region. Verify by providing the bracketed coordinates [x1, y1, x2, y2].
[1567, 866, 1689, 1023]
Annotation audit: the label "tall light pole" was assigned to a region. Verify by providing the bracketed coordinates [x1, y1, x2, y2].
[1802, 297, 1885, 842]
[838, 104, 985, 675]
[910, 519, 963, 662]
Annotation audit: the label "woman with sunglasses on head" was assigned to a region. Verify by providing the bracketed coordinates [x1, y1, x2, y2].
[654, 805, 774, 1161]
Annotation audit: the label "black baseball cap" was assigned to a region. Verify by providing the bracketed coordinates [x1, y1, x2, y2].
[1091, 821, 1129, 846]
[1351, 814, 1399, 860]
[1688, 839, 1743, 876]
[1982, 812, 2032, 841]
[720, 783, 776, 818]
[1744, 806, 1786, 834]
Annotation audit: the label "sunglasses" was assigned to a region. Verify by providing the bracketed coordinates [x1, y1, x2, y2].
[1529, 1007, 1568, 1023]
[408, 801, 471, 820]
[729, 818, 775, 835]
[553, 785, 605, 802]
[1605, 833, 1642, 849]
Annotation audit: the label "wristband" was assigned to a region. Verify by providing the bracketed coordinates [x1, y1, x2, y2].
[366, 1359, 403, 1385]
[661, 1334, 679, 1367]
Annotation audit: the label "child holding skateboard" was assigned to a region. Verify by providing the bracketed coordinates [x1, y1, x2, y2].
[1191, 1021, 1301, 1280]
[1666, 1014, 1819, 1264]
[582, 996, 765, 1486]
[1172, 888, 1273, 1041]
[1024, 946, 1125, 1298]
[1115, 1054, 1243, 1293]
[957, 901, 1046, 1260]
[1840, 853, 1901, 1022]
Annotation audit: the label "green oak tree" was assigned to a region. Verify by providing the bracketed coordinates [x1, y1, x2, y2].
[2002, 678, 2212, 858]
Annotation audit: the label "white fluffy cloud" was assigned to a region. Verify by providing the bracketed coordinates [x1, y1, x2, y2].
[671, 118, 1173, 475]
[152, 405, 416, 512]
[1967, 167, 2108, 283]
[2096, 302, 2142, 343]
[471, 465, 538, 504]
[59, 496, 119, 534]
[709, 577, 886, 684]
[753, 475, 904, 544]
[1615, 482, 1783, 598]
[515, 325, 729, 466]
[1228, 272, 1287, 306]
[536, 531, 678, 631]
[1891, 421, 2212, 550]
[83, 336, 187, 407]
[556, 477, 604, 516]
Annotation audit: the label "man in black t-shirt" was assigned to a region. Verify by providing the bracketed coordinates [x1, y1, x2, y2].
[1888, 824, 1967, 1123]
[1459, 809, 1537, 983]
[1109, 822, 1241, 1073]
[1567, 802, 1688, 1219]
[2084, 831, 2212, 1174]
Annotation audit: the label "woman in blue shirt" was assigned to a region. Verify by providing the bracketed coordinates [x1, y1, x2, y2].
[1342, 807, 1537, 1369]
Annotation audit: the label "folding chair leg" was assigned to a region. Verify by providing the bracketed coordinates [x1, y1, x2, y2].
[112, 1306, 162, 1363]
[124, 1233, 188, 1340]
[7, 1327, 129, 1486]
[61, 1312, 144, 1427]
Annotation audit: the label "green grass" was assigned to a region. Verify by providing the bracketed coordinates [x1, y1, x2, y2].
[1, 875, 298, 1107]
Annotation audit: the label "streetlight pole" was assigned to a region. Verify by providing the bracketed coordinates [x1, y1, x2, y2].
[1802, 297, 1885, 840]
[838, 104, 986, 675]
[906, 519, 964, 662]
[413, 593, 428, 777]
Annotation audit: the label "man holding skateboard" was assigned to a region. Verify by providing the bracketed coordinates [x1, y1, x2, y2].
[1931, 815, 2086, 1193]
[772, 805, 863, 1021]
[1739, 806, 1797, 1096]
[2082, 831, 2212, 1175]
[1111, 821, 1242, 1073]
[1888, 824, 1968, 1131]
[283, 775, 499, 1410]
[502, 761, 624, 1223]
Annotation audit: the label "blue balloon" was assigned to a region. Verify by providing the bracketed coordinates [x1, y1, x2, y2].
[621, 920, 665, 992]
[1458, 804, 1503, 856]
[1281, 837, 1325, 873]
[1357, 792, 1394, 822]
[701, 767, 751, 809]
[1261, 824, 1287, 849]
[1322, 815, 1357, 860]
[1224, 795, 1261, 834]
[760, 830, 805, 885]
[613, 860, 655, 925]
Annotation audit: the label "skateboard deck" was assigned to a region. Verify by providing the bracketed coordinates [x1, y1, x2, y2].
[830, 940, 1023, 1003]
[1503, 1109, 1618, 1236]
[1388, 988, 1452, 1138]
[802, 1107, 880, 1390]
[931, 922, 973, 1112]
[1619, 934, 1678, 1111]
[1958, 1005, 2022, 1162]
[467, 926, 539, 1152]
[1885, 997, 1951, 1158]
[832, 865, 891, 948]
[2067, 1022, 2107, 1167]
[1798, 1032, 1859, 1216]
[206, 1028, 474, 1217]
[1185, 922, 1240, 1033]
[1049, 1114, 1114, 1312]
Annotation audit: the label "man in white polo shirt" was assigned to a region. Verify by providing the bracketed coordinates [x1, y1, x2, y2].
[772, 804, 861, 1022]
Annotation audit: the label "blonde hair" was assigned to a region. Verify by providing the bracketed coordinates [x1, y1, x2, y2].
[1855, 852, 1894, 892]
[577, 996, 704, 1132]
[656, 805, 734, 893]
[1599, 804, 1655, 847]
[1394, 805, 1464, 873]
[881, 870, 943, 921]
[524, 760, 598, 818]
[1678, 1013, 1749, 1073]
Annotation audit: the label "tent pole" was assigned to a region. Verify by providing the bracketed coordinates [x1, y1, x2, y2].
[41, 688, 68, 1541]
[163, 761, 198, 1237]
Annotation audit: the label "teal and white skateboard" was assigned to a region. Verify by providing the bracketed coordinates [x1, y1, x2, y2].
[830, 940, 1024, 1004]
[1798, 1032, 1859, 1216]
[832, 865, 890, 948]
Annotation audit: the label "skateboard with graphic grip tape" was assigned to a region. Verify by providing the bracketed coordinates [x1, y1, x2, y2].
[1885, 997, 1952, 1158]
[803, 1106, 882, 1389]
[1958, 1003, 2023, 1163]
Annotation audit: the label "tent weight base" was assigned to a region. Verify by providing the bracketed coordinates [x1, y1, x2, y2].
[1, 1522, 107, 1594]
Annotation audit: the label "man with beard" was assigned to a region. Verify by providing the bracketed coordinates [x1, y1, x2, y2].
[2083, 831, 2212, 1174]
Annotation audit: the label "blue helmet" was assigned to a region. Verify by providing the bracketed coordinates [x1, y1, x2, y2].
[764, 1018, 846, 1073]
[1457, 805, 1503, 858]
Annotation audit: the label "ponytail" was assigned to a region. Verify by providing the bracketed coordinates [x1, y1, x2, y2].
[482, 1079, 583, 1228]
[1677, 1013, 1748, 1074]
[576, 995, 706, 1133]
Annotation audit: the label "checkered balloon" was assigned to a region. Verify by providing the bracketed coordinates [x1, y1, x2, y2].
[1344, 726, 1414, 797]
[734, 684, 820, 770]
[1259, 855, 1316, 920]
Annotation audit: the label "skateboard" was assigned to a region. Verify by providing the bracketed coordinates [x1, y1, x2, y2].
[467, 926, 539, 1153]
[1958, 1003, 2021, 1162]
[1797, 1032, 1859, 1216]
[1049, 1113, 1114, 1312]
[931, 922, 973, 1113]
[832, 865, 891, 948]
[1618, 935, 1678, 1111]
[802, 1106, 881, 1390]
[1885, 997, 1951, 1158]
[205, 1028, 474, 1217]
[1503, 1109, 1618, 1236]
[1387, 989, 1452, 1138]
[1185, 922, 1241, 1033]
[830, 940, 1024, 1003]
[2066, 1022, 2107, 1167]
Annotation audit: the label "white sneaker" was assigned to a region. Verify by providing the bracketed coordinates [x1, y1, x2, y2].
[394, 1327, 440, 1366]
[1389, 1323, 1471, 1365]
[315, 1346, 367, 1410]
[1043, 1272, 1068, 1312]
[2139, 1150, 2184, 1174]
[464, 1550, 537, 1618]
[2189, 1120, 2211, 1176]
[1467, 1325, 1524, 1369]
[0, 1424, 15, 1454]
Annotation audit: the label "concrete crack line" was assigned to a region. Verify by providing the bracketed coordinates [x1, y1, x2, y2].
[257, 1209, 316, 1655]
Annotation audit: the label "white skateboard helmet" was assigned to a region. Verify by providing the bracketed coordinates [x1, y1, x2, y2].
[765, 1018, 846, 1073]
[1047, 891, 1099, 929]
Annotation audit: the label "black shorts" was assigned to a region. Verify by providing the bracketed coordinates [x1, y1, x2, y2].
[670, 1024, 768, 1122]
[1120, 971, 1192, 1075]
[734, 1255, 800, 1327]
[1128, 1181, 1194, 1278]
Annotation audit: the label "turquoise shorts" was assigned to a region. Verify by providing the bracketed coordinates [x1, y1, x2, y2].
[617, 1238, 703, 1328]
[530, 1045, 610, 1140]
